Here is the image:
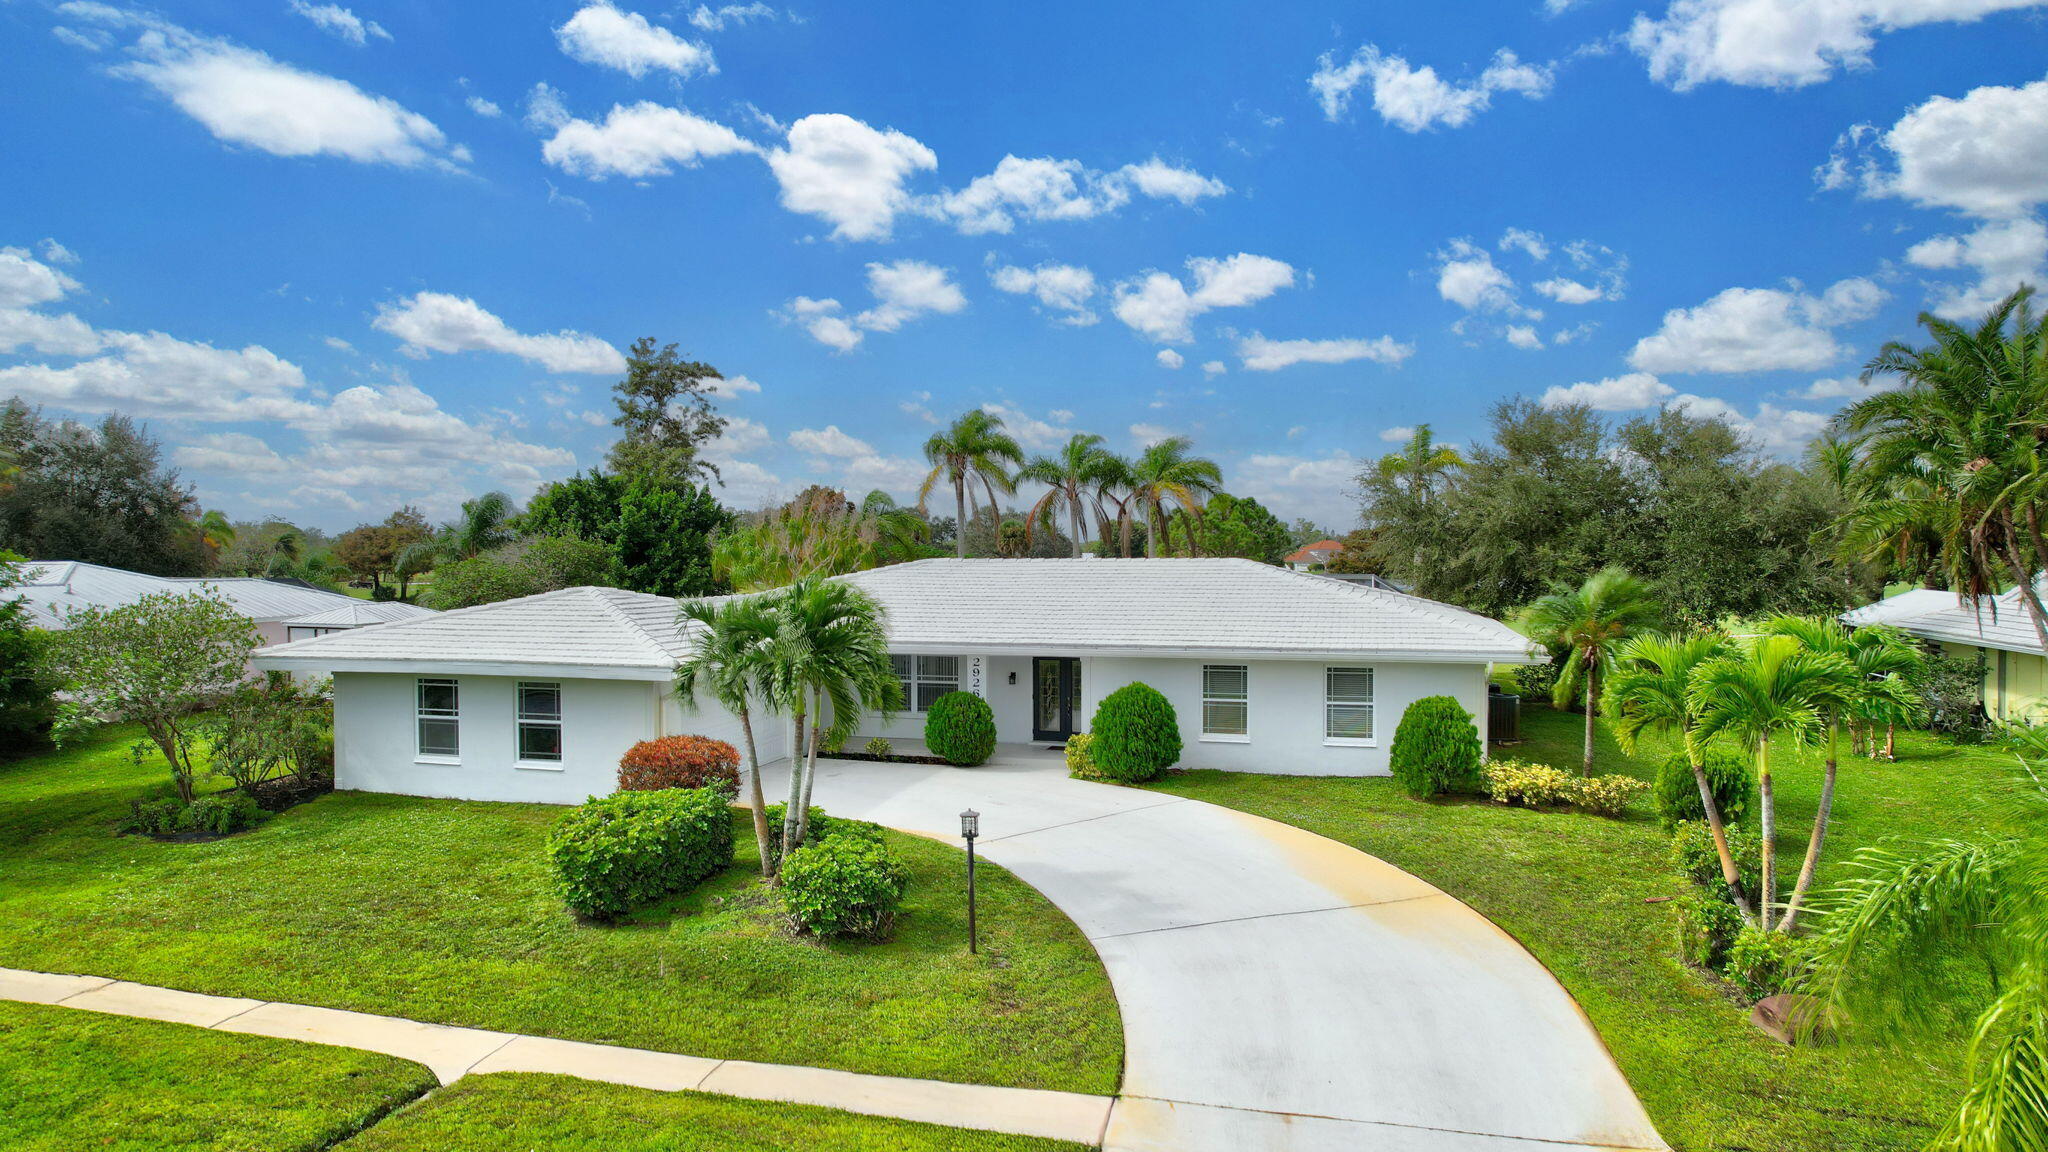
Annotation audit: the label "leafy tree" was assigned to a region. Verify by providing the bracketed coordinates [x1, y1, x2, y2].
[675, 595, 785, 875]
[919, 410, 1024, 558]
[421, 536, 613, 609]
[1163, 493, 1292, 563]
[0, 552, 58, 751]
[959, 504, 1070, 558]
[195, 510, 235, 571]
[47, 590, 258, 802]
[1323, 527, 1387, 575]
[1808, 728, 2048, 1150]
[860, 490, 936, 565]
[1128, 436, 1222, 557]
[606, 338, 728, 484]
[1020, 433, 1121, 557]
[0, 399, 203, 574]
[206, 677, 333, 792]
[522, 471, 729, 596]
[714, 487, 876, 591]
[1518, 567, 1663, 773]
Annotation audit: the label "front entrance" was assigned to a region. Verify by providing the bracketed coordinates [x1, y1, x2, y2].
[1032, 657, 1083, 743]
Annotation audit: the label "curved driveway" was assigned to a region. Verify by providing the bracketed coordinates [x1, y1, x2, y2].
[766, 753, 1666, 1152]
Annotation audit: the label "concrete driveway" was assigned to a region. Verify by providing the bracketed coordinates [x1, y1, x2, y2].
[761, 752, 1666, 1152]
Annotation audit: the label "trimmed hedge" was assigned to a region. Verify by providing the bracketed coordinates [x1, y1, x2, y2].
[780, 835, 910, 939]
[617, 735, 741, 795]
[924, 691, 997, 766]
[1388, 696, 1482, 798]
[1089, 683, 1180, 783]
[1654, 746, 1755, 831]
[546, 788, 734, 920]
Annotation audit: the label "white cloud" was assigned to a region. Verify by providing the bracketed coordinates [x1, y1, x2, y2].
[1379, 425, 1416, 442]
[990, 261, 1098, 325]
[52, 25, 112, 52]
[0, 308, 101, 357]
[1669, 395, 1834, 454]
[524, 82, 571, 132]
[176, 431, 290, 474]
[372, 292, 625, 373]
[555, 2, 715, 80]
[287, 1, 390, 46]
[1803, 374, 1906, 399]
[783, 261, 966, 350]
[1630, 0, 2046, 91]
[1831, 77, 2048, 219]
[1119, 157, 1230, 204]
[541, 101, 756, 179]
[1627, 277, 1886, 374]
[1499, 227, 1550, 261]
[1112, 253, 1296, 343]
[82, 10, 463, 170]
[765, 113, 937, 242]
[1237, 333, 1415, 370]
[0, 245, 97, 356]
[1202, 360, 1228, 377]
[1505, 324, 1544, 350]
[0, 329, 318, 422]
[934, 155, 1228, 235]
[1232, 452, 1362, 528]
[979, 403, 1074, 451]
[1534, 277, 1606, 304]
[688, 2, 779, 30]
[1906, 216, 2048, 318]
[1541, 371, 1676, 410]
[466, 95, 501, 118]
[1129, 422, 1174, 447]
[1436, 239, 1528, 314]
[707, 373, 762, 395]
[1312, 45, 1553, 131]
[1156, 348, 1184, 369]
[788, 424, 873, 458]
[789, 424, 924, 495]
[37, 239, 80, 266]
[0, 247, 82, 309]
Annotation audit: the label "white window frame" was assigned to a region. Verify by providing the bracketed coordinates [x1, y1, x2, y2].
[1200, 664, 1250, 743]
[1324, 666, 1376, 747]
[515, 681, 564, 770]
[891, 654, 961, 714]
[416, 678, 460, 764]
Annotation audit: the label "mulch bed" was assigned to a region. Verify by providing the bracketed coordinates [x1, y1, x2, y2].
[247, 773, 335, 813]
[820, 751, 954, 766]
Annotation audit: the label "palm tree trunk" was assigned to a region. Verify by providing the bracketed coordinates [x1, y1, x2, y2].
[780, 698, 808, 870]
[1691, 757, 1755, 918]
[1118, 506, 1133, 557]
[1581, 658, 1598, 775]
[953, 476, 968, 559]
[1145, 498, 1162, 558]
[1757, 740, 1776, 932]
[794, 689, 823, 845]
[1069, 490, 1084, 558]
[1779, 723, 1839, 932]
[737, 706, 773, 878]
[1884, 722, 1896, 760]
[1184, 510, 1201, 558]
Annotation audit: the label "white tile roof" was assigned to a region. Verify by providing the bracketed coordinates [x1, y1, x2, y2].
[1839, 589, 1961, 628]
[281, 601, 438, 628]
[13, 561, 433, 629]
[254, 558, 1539, 678]
[1859, 587, 2046, 657]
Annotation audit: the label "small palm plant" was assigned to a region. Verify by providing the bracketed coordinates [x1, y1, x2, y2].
[762, 578, 898, 859]
[1808, 727, 2048, 1151]
[1518, 567, 1663, 774]
[1606, 630, 1750, 916]
[675, 595, 783, 876]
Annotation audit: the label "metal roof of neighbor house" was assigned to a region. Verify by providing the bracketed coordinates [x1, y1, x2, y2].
[281, 601, 442, 628]
[254, 558, 1541, 678]
[14, 561, 435, 629]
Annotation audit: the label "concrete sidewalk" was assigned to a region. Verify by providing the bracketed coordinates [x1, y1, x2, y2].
[0, 967, 1112, 1145]
[762, 754, 1669, 1152]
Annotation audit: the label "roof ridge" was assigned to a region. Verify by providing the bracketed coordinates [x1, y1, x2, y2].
[1261, 562, 1512, 643]
[261, 585, 589, 655]
[583, 586, 681, 663]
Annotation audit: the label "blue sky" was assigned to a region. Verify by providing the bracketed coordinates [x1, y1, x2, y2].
[2, 0, 2045, 531]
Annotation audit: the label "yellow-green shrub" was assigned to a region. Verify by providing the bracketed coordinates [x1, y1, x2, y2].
[1481, 759, 1575, 807]
[1566, 774, 1650, 818]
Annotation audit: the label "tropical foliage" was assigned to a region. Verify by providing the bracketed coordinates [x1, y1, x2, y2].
[1519, 567, 1663, 774]
[919, 410, 1024, 558]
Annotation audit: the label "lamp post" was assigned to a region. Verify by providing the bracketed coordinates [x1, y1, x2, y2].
[960, 808, 980, 954]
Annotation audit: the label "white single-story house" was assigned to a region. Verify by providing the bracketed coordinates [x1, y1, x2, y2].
[252, 558, 1544, 805]
[1845, 586, 2047, 723]
[17, 561, 435, 654]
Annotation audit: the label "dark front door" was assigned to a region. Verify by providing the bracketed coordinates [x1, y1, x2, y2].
[1033, 658, 1082, 742]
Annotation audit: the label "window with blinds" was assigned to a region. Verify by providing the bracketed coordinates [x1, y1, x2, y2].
[416, 678, 459, 759]
[1201, 664, 1249, 738]
[890, 654, 961, 713]
[1325, 667, 1375, 742]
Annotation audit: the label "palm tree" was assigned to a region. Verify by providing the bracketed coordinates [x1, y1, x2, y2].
[1092, 451, 1140, 557]
[1690, 633, 1854, 931]
[195, 510, 235, 562]
[1808, 729, 2048, 1150]
[1607, 630, 1751, 917]
[1838, 286, 2048, 651]
[1518, 567, 1663, 774]
[762, 578, 897, 859]
[1128, 437, 1222, 558]
[860, 490, 933, 565]
[448, 491, 518, 560]
[1374, 424, 1464, 501]
[675, 596, 784, 876]
[918, 411, 1024, 558]
[1021, 434, 1119, 557]
[1758, 616, 1918, 930]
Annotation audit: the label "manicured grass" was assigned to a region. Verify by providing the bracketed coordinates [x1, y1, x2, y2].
[335, 1072, 1090, 1151]
[0, 729, 1122, 1094]
[0, 1000, 434, 1151]
[1144, 704, 2016, 1152]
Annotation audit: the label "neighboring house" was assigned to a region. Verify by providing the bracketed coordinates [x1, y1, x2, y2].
[16, 561, 434, 650]
[1844, 587, 2047, 723]
[1283, 539, 1346, 571]
[252, 558, 1544, 805]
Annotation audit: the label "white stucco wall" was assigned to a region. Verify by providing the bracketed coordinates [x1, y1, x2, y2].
[847, 653, 1491, 776]
[333, 672, 667, 805]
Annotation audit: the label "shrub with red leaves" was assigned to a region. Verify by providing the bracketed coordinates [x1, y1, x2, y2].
[617, 735, 741, 795]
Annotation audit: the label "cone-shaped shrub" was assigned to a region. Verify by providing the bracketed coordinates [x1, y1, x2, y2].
[1388, 695, 1482, 798]
[924, 691, 996, 766]
[1089, 682, 1181, 783]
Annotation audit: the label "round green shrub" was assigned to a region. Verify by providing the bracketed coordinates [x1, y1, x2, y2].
[1669, 820, 1764, 906]
[1063, 732, 1107, 781]
[1089, 683, 1181, 783]
[863, 736, 893, 758]
[547, 788, 734, 921]
[1674, 891, 1746, 971]
[1654, 746, 1755, 831]
[924, 691, 996, 766]
[780, 835, 909, 939]
[1388, 696, 1483, 798]
[761, 802, 884, 859]
[1724, 923, 1813, 1001]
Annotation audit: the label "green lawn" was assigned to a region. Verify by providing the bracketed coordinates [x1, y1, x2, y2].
[0, 999, 435, 1152]
[1145, 704, 2014, 1152]
[335, 1072, 1089, 1151]
[0, 729, 1122, 1095]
